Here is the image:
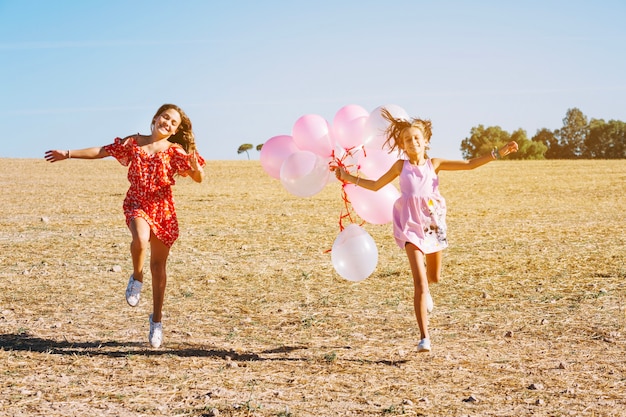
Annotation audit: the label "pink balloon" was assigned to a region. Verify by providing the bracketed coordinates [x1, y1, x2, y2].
[280, 150, 330, 197]
[345, 182, 400, 224]
[331, 224, 378, 282]
[363, 104, 410, 149]
[359, 148, 398, 179]
[260, 135, 301, 179]
[292, 114, 334, 157]
[333, 116, 368, 150]
[332, 105, 370, 149]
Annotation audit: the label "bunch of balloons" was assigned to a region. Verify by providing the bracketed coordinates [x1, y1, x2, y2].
[260, 104, 410, 282]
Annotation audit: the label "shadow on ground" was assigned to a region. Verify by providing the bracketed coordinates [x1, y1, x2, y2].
[0, 333, 408, 366]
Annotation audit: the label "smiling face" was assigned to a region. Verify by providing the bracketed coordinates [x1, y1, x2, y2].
[152, 108, 182, 139]
[400, 126, 429, 160]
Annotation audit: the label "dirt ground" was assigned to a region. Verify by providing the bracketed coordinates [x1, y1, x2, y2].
[0, 158, 625, 417]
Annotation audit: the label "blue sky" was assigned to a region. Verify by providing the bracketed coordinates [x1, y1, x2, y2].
[1, 0, 625, 160]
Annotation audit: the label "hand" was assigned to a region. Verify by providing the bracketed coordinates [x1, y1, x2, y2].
[334, 166, 347, 181]
[44, 150, 70, 163]
[499, 141, 519, 157]
[189, 152, 200, 171]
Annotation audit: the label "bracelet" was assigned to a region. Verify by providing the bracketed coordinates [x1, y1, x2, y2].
[491, 147, 501, 160]
[67, 150, 71, 159]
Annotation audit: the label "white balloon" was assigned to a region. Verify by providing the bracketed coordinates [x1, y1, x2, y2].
[331, 224, 378, 282]
[280, 151, 330, 197]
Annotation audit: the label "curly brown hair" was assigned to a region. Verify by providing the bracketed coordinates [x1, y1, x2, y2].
[151, 104, 197, 153]
[380, 107, 432, 157]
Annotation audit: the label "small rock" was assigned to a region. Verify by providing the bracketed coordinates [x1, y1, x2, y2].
[462, 395, 478, 403]
[110, 265, 122, 273]
[41, 217, 50, 223]
[402, 399, 414, 406]
[540, 318, 548, 325]
[558, 362, 567, 369]
[528, 383, 544, 390]
[207, 408, 220, 416]
[481, 291, 489, 299]
[504, 331, 513, 338]
[535, 398, 545, 405]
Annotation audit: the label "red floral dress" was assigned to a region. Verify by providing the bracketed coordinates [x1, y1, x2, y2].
[104, 136, 205, 248]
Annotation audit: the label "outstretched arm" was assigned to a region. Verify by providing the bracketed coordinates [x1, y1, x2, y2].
[433, 141, 518, 172]
[334, 159, 403, 191]
[44, 146, 110, 163]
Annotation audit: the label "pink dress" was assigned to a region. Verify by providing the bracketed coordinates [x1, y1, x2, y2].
[104, 136, 205, 248]
[393, 159, 448, 253]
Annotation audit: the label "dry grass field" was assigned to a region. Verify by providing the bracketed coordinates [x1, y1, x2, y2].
[1, 158, 625, 417]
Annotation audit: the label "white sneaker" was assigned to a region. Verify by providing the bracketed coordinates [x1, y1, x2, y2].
[418, 338, 431, 352]
[125, 275, 142, 307]
[149, 314, 163, 348]
[426, 292, 434, 313]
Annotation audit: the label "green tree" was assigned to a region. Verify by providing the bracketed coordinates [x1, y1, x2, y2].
[556, 108, 588, 158]
[256, 144, 263, 152]
[460, 125, 511, 159]
[237, 143, 254, 160]
[585, 119, 626, 159]
[509, 129, 547, 160]
[460, 125, 545, 159]
[532, 128, 560, 159]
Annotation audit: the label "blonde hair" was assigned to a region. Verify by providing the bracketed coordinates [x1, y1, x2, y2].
[380, 108, 432, 157]
[152, 104, 197, 153]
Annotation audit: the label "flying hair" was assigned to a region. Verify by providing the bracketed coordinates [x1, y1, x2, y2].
[380, 108, 432, 157]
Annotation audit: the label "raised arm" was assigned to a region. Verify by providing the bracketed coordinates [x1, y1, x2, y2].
[335, 159, 403, 191]
[44, 146, 111, 163]
[432, 141, 518, 172]
[182, 152, 205, 183]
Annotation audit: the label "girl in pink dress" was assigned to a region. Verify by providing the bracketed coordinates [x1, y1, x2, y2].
[335, 108, 518, 353]
[45, 104, 205, 348]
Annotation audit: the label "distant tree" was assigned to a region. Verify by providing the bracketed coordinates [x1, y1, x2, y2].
[555, 108, 588, 158]
[460, 125, 511, 159]
[256, 144, 263, 152]
[461, 125, 546, 160]
[237, 143, 254, 160]
[585, 119, 626, 159]
[509, 129, 546, 160]
[532, 128, 561, 159]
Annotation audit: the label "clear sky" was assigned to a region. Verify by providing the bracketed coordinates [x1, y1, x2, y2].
[1, 0, 625, 160]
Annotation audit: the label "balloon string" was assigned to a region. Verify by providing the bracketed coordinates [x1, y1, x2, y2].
[330, 147, 367, 233]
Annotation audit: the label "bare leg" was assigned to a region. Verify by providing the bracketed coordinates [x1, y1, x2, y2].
[149, 235, 170, 323]
[129, 218, 151, 282]
[405, 243, 429, 340]
[425, 251, 443, 284]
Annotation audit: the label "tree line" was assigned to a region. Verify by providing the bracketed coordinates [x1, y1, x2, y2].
[238, 108, 625, 160]
[460, 108, 626, 159]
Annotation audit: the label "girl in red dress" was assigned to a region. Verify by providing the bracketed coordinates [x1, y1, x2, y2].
[45, 104, 205, 348]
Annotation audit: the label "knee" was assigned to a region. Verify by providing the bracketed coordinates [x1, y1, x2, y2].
[150, 258, 167, 274]
[130, 236, 148, 252]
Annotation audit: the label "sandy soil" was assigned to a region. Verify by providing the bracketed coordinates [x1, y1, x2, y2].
[0, 158, 625, 416]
